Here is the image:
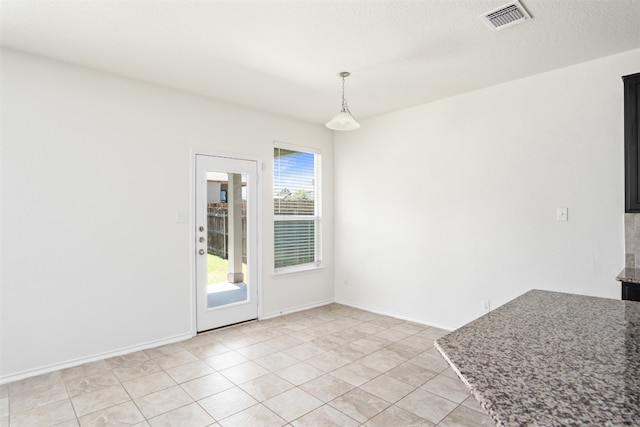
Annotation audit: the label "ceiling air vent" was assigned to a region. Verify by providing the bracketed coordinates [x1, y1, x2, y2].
[480, 1, 532, 31]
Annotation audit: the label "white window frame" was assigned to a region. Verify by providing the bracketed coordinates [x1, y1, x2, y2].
[273, 141, 322, 275]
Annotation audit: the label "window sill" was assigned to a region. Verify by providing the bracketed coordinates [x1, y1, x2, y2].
[273, 263, 324, 276]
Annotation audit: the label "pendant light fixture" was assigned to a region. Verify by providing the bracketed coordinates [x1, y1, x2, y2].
[326, 71, 360, 131]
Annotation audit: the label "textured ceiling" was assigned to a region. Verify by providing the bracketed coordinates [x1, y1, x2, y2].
[1, 0, 639, 125]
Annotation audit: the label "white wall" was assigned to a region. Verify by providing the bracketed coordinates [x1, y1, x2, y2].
[0, 48, 334, 381]
[334, 49, 640, 330]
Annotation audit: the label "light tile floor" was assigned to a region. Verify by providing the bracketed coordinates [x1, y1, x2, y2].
[1, 303, 495, 426]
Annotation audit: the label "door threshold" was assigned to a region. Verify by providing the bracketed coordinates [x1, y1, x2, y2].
[197, 317, 258, 334]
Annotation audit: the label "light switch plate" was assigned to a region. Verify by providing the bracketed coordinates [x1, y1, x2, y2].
[556, 207, 568, 221]
[175, 211, 189, 223]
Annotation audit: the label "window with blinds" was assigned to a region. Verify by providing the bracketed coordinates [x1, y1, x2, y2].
[273, 144, 321, 272]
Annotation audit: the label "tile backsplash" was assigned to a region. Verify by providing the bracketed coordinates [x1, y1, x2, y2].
[625, 213, 640, 268]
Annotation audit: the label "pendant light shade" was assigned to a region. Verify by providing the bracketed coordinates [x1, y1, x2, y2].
[326, 72, 360, 131]
[326, 111, 360, 131]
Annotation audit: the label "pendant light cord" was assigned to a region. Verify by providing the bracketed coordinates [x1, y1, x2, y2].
[341, 75, 347, 113]
[326, 71, 360, 130]
[341, 74, 354, 117]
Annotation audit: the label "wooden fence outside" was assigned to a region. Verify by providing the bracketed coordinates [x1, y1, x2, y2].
[274, 199, 315, 215]
[207, 199, 314, 262]
[207, 203, 247, 262]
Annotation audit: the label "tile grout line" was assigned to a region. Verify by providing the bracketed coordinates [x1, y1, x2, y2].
[5, 304, 491, 426]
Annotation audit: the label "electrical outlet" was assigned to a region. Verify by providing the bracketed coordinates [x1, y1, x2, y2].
[556, 207, 568, 221]
[481, 299, 491, 312]
[344, 279, 349, 286]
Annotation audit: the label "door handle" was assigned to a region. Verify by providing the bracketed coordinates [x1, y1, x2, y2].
[199, 249, 205, 255]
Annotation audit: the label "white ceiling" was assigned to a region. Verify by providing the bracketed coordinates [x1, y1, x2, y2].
[1, 0, 639, 125]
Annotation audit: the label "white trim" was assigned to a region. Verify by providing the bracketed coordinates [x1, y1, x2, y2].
[273, 262, 324, 276]
[314, 154, 323, 265]
[273, 140, 322, 155]
[189, 149, 197, 336]
[261, 298, 334, 320]
[0, 332, 193, 385]
[191, 147, 264, 164]
[333, 298, 455, 331]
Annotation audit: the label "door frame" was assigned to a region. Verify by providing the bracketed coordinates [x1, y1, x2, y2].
[190, 149, 263, 335]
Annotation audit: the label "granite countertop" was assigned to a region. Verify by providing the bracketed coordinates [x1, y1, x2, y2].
[434, 289, 640, 427]
[617, 267, 640, 284]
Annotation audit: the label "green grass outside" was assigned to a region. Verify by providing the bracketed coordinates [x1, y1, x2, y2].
[208, 254, 248, 284]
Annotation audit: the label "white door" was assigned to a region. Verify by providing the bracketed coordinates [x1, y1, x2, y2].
[195, 154, 258, 331]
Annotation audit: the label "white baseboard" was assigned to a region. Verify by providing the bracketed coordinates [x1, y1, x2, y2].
[0, 332, 193, 385]
[334, 298, 454, 331]
[261, 298, 334, 320]
[2, 301, 449, 385]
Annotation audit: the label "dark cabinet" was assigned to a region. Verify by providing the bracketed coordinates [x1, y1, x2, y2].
[622, 281, 640, 302]
[624, 72, 640, 213]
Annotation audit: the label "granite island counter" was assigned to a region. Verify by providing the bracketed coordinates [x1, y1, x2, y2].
[435, 290, 640, 426]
